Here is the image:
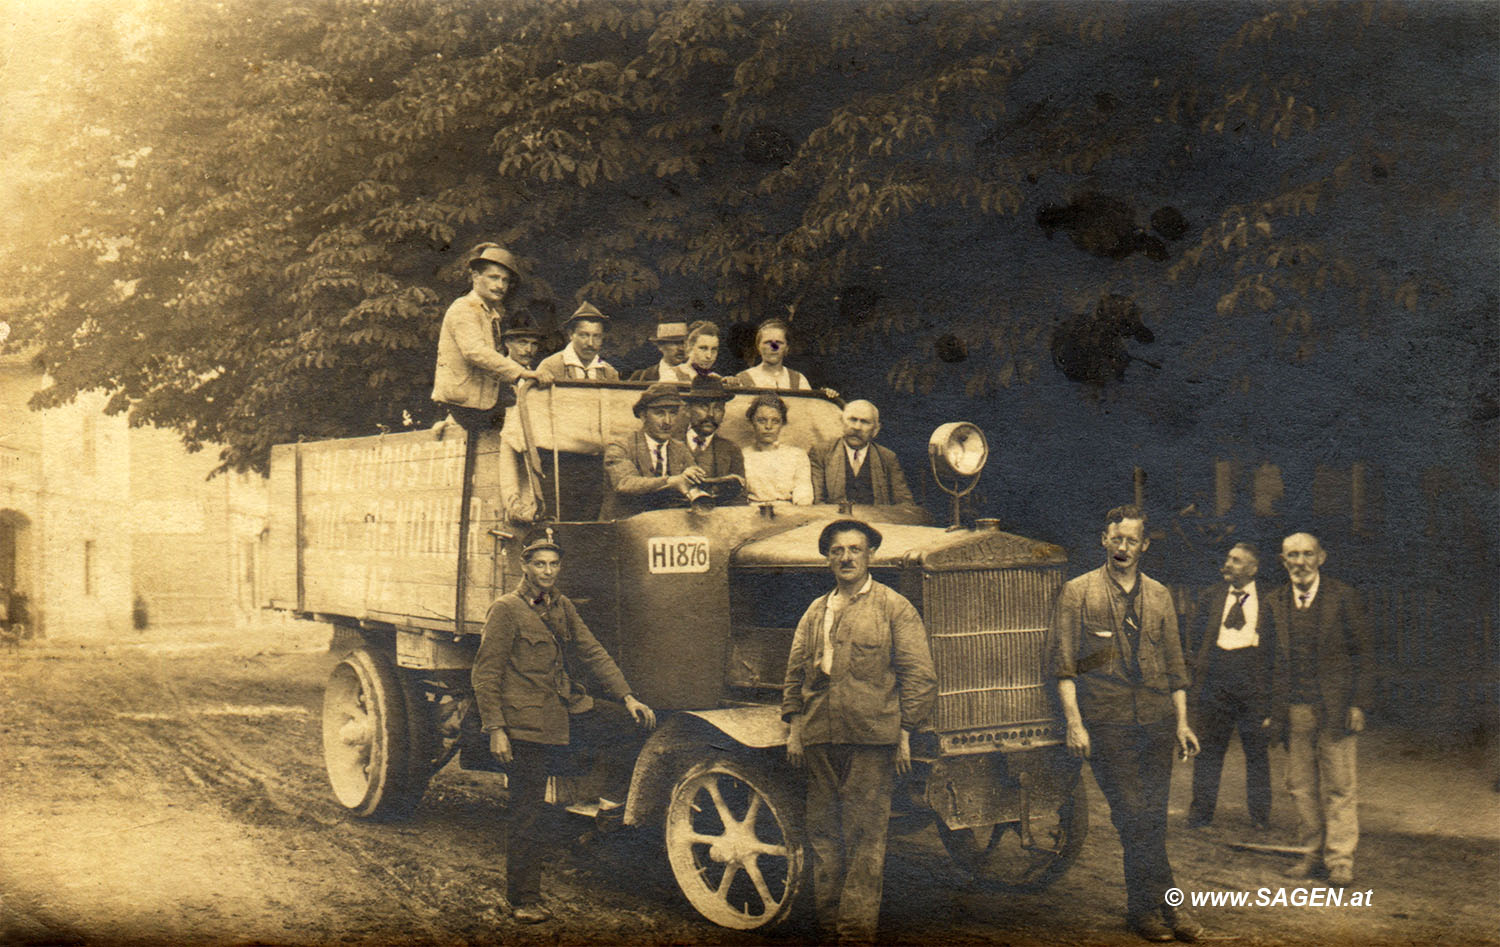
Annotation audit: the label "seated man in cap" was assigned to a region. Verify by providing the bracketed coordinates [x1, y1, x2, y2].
[537, 302, 619, 381]
[431, 243, 550, 433]
[629, 319, 693, 382]
[681, 375, 747, 503]
[601, 383, 705, 519]
[472, 526, 657, 924]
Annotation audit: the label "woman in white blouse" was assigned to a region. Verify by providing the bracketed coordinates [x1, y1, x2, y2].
[741, 393, 814, 505]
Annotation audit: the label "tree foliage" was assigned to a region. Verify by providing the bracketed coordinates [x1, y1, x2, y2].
[0, 0, 1493, 473]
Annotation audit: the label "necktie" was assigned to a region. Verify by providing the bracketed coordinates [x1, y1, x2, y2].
[1224, 591, 1247, 629]
[491, 317, 503, 351]
[692, 435, 705, 454]
[1297, 591, 1310, 610]
[652, 442, 665, 476]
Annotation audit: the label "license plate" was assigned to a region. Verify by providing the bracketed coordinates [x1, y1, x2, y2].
[648, 536, 710, 574]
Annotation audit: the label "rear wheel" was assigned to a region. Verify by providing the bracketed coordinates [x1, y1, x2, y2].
[664, 756, 805, 930]
[322, 646, 430, 819]
[938, 779, 1088, 893]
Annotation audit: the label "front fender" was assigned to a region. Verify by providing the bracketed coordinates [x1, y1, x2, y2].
[623, 705, 789, 828]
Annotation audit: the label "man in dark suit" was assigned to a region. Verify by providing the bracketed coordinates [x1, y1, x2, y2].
[1267, 532, 1373, 887]
[628, 319, 692, 382]
[680, 376, 747, 503]
[1187, 541, 1274, 831]
[601, 383, 704, 519]
[808, 400, 915, 506]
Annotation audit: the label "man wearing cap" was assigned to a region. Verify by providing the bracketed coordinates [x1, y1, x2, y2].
[600, 383, 705, 519]
[1047, 505, 1201, 942]
[808, 400, 915, 507]
[431, 243, 549, 432]
[1267, 532, 1372, 887]
[681, 375, 747, 498]
[471, 526, 657, 924]
[629, 319, 693, 382]
[499, 315, 546, 370]
[537, 302, 618, 381]
[782, 519, 937, 944]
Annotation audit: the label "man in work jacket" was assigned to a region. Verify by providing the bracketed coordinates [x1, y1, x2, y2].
[471, 526, 656, 924]
[782, 519, 937, 944]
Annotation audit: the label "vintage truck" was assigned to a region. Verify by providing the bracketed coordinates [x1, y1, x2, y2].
[264, 381, 1084, 930]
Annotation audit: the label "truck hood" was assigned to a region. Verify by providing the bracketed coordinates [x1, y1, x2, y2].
[732, 521, 1066, 572]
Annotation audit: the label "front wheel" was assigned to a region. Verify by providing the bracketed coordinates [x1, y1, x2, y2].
[664, 756, 806, 930]
[938, 778, 1088, 893]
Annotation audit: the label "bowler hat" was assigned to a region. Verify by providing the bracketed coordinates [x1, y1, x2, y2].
[683, 374, 733, 402]
[521, 525, 563, 558]
[467, 243, 522, 281]
[652, 320, 689, 342]
[817, 519, 883, 556]
[633, 382, 686, 417]
[566, 301, 609, 329]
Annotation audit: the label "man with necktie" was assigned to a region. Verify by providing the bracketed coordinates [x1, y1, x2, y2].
[600, 383, 704, 519]
[680, 375, 747, 503]
[807, 400, 915, 507]
[1267, 532, 1372, 887]
[1047, 505, 1203, 942]
[1186, 542, 1275, 831]
[536, 301, 619, 381]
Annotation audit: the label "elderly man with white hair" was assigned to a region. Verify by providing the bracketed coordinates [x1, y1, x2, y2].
[808, 400, 914, 506]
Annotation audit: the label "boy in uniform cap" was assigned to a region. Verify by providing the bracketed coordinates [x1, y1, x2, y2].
[629, 319, 693, 382]
[537, 301, 618, 381]
[471, 526, 657, 924]
[601, 383, 705, 519]
[432, 243, 549, 433]
[782, 518, 937, 944]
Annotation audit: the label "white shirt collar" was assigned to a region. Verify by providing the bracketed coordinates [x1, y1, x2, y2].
[833, 575, 874, 603]
[689, 431, 714, 450]
[844, 442, 868, 471]
[1227, 580, 1257, 602]
[1294, 574, 1321, 606]
[563, 344, 603, 372]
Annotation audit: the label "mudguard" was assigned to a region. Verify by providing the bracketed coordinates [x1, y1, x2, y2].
[623, 705, 789, 827]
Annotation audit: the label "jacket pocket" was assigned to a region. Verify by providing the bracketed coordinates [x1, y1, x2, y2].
[511, 628, 557, 676]
[500, 696, 548, 734]
[848, 639, 888, 681]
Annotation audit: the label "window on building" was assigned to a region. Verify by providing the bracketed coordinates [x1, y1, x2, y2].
[1253, 463, 1284, 517]
[84, 540, 96, 597]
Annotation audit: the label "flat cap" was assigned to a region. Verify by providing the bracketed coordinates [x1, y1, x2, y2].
[520, 525, 563, 558]
[817, 518, 884, 556]
[633, 382, 687, 417]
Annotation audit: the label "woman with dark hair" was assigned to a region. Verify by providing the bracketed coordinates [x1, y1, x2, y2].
[741, 393, 813, 505]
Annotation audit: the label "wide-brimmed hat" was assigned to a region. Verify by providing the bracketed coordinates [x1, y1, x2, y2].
[501, 315, 546, 340]
[683, 374, 733, 402]
[521, 525, 562, 558]
[817, 519, 884, 556]
[633, 382, 687, 417]
[652, 320, 689, 342]
[467, 244, 522, 281]
[566, 301, 609, 329]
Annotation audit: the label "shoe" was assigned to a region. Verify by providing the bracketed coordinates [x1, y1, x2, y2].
[1328, 864, 1354, 886]
[1164, 906, 1204, 942]
[1283, 856, 1322, 879]
[1128, 912, 1175, 942]
[512, 903, 553, 924]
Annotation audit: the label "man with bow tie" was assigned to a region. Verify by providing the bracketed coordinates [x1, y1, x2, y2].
[680, 375, 747, 503]
[471, 527, 656, 924]
[601, 383, 705, 519]
[1186, 542, 1275, 832]
[1267, 532, 1372, 887]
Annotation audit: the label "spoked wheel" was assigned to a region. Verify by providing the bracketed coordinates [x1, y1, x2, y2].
[938, 779, 1088, 893]
[664, 757, 805, 930]
[322, 646, 429, 819]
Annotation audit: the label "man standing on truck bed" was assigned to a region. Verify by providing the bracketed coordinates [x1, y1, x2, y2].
[782, 519, 937, 944]
[431, 243, 548, 433]
[1048, 505, 1203, 943]
[471, 527, 657, 924]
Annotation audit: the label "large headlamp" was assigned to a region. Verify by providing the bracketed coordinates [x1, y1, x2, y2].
[928, 422, 989, 528]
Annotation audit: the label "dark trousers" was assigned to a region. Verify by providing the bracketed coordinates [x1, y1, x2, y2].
[502, 703, 641, 906]
[1190, 647, 1271, 826]
[1087, 718, 1178, 920]
[804, 743, 894, 944]
[444, 403, 501, 434]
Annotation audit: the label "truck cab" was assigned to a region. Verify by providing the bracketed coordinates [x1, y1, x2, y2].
[265, 381, 1085, 930]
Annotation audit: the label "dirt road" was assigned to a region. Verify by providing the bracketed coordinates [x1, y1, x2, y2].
[2, 623, 1497, 945]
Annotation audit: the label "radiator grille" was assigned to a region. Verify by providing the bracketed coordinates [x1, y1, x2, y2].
[923, 569, 1061, 734]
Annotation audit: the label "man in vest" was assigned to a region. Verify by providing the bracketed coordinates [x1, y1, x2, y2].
[1048, 505, 1202, 942]
[1267, 532, 1372, 887]
[808, 400, 914, 506]
[680, 375, 746, 503]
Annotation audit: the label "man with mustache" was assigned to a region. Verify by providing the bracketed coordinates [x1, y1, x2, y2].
[537, 302, 618, 381]
[808, 400, 914, 507]
[680, 375, 746, 503]
[1267, 532, 1372, 887]
[1048, 505, 1201, 942]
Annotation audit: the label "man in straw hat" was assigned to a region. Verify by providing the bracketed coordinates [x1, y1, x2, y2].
[629, 317, 693, 382]
[471, 526, 657, 924]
